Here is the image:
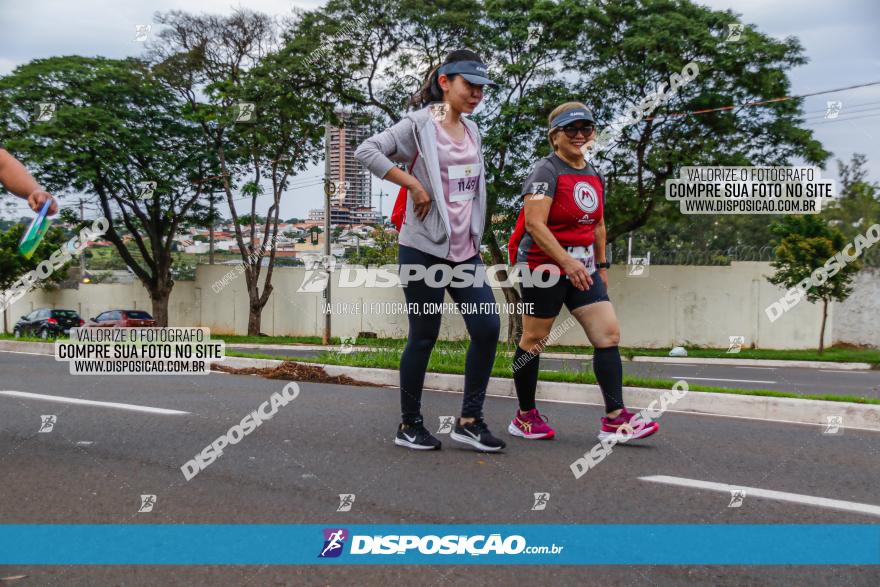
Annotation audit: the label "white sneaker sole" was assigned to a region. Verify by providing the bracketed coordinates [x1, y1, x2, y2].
[394, 437, 439, 450]
[449, 431, 505, 452]
[507, 422, 554, 440]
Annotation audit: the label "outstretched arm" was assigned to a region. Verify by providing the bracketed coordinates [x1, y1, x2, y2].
[0, 148, 58, 215]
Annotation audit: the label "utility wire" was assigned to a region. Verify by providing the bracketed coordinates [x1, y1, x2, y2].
[647, 80, 880, 120]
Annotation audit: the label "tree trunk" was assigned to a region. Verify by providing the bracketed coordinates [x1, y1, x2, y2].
[818, 298, 828, 354]
[247, 306, 262, 336]
[150, 287, 172, 327]
[244, 265, 271, 336]
[486, 231, 522, 345]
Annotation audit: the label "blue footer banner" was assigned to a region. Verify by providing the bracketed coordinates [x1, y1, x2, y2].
[1, 525, 878, 565]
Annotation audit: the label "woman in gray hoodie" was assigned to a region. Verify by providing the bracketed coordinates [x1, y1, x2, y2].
[354, 49, 505, 452]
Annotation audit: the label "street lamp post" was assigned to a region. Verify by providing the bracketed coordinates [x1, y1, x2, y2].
[209, 192, 216, 265]
[322, 125, 332, 345]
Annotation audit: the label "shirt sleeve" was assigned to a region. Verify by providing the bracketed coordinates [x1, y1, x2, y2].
[520, 159, 557, 199]
[354, 117, 415, 181]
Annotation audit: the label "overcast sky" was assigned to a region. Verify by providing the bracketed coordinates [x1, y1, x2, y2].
[1, 0, 878, 220]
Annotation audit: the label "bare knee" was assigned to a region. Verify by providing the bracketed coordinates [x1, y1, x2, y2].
[593, 325, 620, 348]
[519, 331, 550, 354]
[605, 328, 621, 347]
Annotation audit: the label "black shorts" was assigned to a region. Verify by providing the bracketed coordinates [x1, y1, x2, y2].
[519, 271, 609, 318]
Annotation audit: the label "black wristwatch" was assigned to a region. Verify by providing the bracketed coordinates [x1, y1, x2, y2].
[597, 261, 611, 269]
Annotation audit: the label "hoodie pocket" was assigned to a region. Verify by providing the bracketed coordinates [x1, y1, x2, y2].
[419, 202, 447, 244]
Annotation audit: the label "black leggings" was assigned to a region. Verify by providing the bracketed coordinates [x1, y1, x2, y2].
[398, 244, 500, 424]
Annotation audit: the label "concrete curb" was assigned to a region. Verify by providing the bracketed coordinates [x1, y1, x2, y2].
[628, 355, 876, 370]
[225, 342, 876, 370]
[3, 341, 877, 432]
[227, 343, 348, 352]
[0, 340, 56, 355]
[217, 356, 880, 433]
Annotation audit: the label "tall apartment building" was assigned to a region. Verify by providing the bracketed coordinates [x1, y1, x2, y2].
[310, 111, 381, 226]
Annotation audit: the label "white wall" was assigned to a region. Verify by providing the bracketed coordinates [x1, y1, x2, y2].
[4, 261, 875, 349]
[831, 267, 880, 348]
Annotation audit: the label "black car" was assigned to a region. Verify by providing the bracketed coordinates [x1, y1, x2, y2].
[13, 308, 85, 339]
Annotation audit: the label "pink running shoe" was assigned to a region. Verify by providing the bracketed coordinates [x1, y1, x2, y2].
[508, 408, 556, 440]
[597, 408, 659, 442]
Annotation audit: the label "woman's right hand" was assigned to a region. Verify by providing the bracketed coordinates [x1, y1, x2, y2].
[409, 180, 432, 220]
[560, 255, 593, 291]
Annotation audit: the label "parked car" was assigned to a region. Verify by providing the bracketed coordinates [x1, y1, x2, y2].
[13, 308, 84, 339]
[88, 309, 157, 328]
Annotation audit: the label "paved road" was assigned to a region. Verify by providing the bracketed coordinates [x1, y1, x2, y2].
[1, 350, 879, 585]
[229, 346, 880, 399]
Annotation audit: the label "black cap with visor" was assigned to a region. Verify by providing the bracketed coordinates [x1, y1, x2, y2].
[437, 60, 498, 87]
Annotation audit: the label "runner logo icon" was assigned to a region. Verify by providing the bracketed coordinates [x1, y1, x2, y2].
[319, 528, 348, 558]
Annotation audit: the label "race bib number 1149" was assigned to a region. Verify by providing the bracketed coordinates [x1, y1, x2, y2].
[448, 163, 481, 202]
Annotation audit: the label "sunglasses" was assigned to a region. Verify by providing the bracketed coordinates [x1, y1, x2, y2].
[560, 124, 595, 138]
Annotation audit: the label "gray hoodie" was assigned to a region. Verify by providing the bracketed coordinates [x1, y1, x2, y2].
[353, 106, 486, 259]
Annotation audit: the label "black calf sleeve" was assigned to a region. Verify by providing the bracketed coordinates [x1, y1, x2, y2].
[592, 345, 624, 413]
[513, 345, 540, 412]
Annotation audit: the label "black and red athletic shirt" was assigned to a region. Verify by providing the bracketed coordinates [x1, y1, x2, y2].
[508, 153, 605, 273]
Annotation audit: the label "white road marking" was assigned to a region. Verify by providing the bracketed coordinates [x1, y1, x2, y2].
[670, 376, 776, 384]
[820, 369, 874, 375]
[640, 475, 880, 518]
[0, 390, 189, 415]
[733, 366, 776, 370]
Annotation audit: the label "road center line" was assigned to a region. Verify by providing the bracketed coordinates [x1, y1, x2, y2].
[669, 376, 776, 384]
[0, 390, 189, 415]
[639, 475, 880, 518]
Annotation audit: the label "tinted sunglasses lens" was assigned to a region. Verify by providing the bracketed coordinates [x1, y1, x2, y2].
[562, 125, 595, 138]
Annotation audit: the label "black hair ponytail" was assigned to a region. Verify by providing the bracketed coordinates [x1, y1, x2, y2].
[412, 48, 484, 108]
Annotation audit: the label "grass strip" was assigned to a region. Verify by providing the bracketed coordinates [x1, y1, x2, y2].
[212, 335, 879, 365]
[224, 349, 880, 405]
[11, 332, 872, 364]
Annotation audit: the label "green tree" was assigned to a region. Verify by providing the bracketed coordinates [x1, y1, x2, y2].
[768, 216, 860, 353]
[238, 214, 268, 227]
[575, 0, 827, 239]
[150, 9, 332, 335]
[0, 224, 69, 332]
[348, 227, 399, 265]
[0, 56, 213, 325]
[822, 154, 880, 267]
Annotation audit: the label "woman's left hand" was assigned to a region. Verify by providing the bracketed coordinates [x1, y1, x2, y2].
[598, 268, 608, 288]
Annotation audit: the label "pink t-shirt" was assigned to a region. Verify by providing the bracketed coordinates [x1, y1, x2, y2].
[434, 119, 479, 262]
